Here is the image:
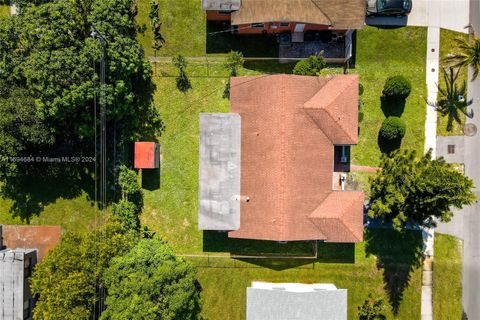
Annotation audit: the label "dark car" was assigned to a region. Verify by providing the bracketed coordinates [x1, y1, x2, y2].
[366, 0, 412, 16]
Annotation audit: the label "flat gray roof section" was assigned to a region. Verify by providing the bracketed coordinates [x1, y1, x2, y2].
[198, 113, 241, 231]
[247, 282, 347, 320]
[436, 136, 465, 164]
[202, 0, 241, 11]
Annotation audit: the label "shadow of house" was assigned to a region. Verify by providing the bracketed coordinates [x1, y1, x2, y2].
[381, 96, 406, 117]
[206, 21, 279, 57]
[365, 16, 408, 28]
[141, 168, 160, 191]
[364, 228, 423, 314]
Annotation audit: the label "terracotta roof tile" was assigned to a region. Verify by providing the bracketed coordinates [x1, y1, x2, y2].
[231, 0, 365, 30]
[228, 75, 363, 242]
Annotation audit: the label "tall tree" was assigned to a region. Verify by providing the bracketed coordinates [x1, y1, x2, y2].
[223, 50, 244, 99]
[427, 67, 473, 132]
[30, 223, 139, 320]
[369, 149, 476, 230]
[101, 237, 202, 320]
[444, 37, 480, 80]
[112, 165, 142, 231]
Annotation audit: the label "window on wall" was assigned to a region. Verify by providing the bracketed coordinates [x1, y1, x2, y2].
[23, 300, 31, 320]
[251, 23, 265, 28]
[24, 257, 32, 278]
[279, 22, 289, 27]
[448, 145, 456, 154]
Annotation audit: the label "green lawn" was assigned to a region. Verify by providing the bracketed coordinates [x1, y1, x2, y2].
[137, 0, 206, 57]
[0, 5, 9, 18]
[437, 28, 469, 136]
[434, 233, 463, 319]
[351, 26, 427, 166]
[197, 229, 423, 320]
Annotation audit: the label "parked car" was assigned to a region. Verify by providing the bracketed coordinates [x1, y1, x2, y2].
[366, 0, 412, 16]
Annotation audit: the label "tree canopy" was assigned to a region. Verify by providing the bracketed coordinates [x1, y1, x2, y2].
[0, 0, 161, 179]
[101, 237, 202, 320]
[30, 222, 139, 320]
[369, 149, 476, 230]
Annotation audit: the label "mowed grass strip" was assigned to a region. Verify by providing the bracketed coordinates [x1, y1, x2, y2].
[197, 229, 422, 320]
[433, 233, 463, 319]
[0, 5, 9, 19]
[352, 26, 427, 166]
[437, 28, 469, 136]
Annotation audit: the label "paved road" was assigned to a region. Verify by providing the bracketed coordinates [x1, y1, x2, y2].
[437, 1, 480, 318]
[366, 0, 469, 33]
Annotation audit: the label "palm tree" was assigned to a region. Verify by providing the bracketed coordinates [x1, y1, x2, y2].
[444, 37, 480, 80]
[427, 67, 473, 132]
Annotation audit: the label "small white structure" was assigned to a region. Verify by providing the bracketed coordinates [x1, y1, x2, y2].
[0, 249, 37, 320]
[247, 282, 347, 320]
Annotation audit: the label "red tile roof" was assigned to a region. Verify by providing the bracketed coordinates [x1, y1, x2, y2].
[1, 225, 62, 261]
[228, 74, 363, 242]
[134, 142, 158, 169]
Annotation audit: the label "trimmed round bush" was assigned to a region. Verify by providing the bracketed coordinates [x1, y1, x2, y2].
[382, 75, 412, 99]
[379, 117, 406, 141]
[293, 55, 326, 76]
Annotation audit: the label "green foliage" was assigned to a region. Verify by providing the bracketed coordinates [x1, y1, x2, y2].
[30, 223, 139, 320]
[172, 55, 191, 92]
[428, 67, 472, 132]
[0, 86, 54, 178]
[382, 75, 412, 100]
[115, 165, 142, 230]
[358, 293, 386, 320]
[292, 55, 326, 76]
[379, 117, 406, 141]
[224, 50, 244, 77]
[101, 237, 202, 320]
[0, 0, 162, 177]
[112, 199, 139, 231]
[149, 0, 164, 52]
[369, 149, 476, 230]
[223, 51, 243, 99]
[444, 37, 480, 80]
[118, 165, 141, 200]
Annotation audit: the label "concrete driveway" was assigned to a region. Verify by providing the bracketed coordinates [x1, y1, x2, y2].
[366, 0, 470, 33]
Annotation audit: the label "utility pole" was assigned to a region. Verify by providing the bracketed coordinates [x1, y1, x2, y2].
[91, 26, 107, 318]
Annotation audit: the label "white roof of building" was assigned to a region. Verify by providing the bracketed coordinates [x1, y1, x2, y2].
[202, 0, 241, 11]
[247, 282, 347, 320]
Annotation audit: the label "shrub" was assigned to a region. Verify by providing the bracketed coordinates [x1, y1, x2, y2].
[382, 75, 412, 99]
[293, 55, 326, 76]
[379, 117, 406, 141]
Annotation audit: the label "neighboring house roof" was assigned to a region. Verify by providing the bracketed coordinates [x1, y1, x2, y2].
[202, 0, 241, 11]
[231, 0, 365, 29]
[1, 225, 62, 261]
[246, 282, 347, 320]
[198, 113, 241, 230]
[228, 74, 363, 242]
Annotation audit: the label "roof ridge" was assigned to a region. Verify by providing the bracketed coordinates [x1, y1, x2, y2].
[337, 193, 363, 242]
[279, 75, 287, 239]
[303, 76, 357, 143]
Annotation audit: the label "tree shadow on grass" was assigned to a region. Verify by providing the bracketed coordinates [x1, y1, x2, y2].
[364, 228, 423, 314]
[381, 96, 406, 117]
[2, 162, 96, 223]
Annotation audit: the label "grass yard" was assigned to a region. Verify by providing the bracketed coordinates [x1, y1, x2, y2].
[137, 0, 206, 57]
[197, 229, 423, 320]
[437, 28, 470, 136]
[351, 26, 427, 166]
[0, 5, 9, 19]
[433, 233, 463, 319]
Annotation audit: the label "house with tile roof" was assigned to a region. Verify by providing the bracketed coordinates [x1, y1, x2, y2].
[198, 74, 364, 243]
[202, 0, 365, 34]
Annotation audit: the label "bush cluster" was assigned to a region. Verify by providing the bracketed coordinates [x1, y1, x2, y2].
[380, 116, 406, 141]
[293, 55, 326, 76]
[382, 75, 412, 100]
